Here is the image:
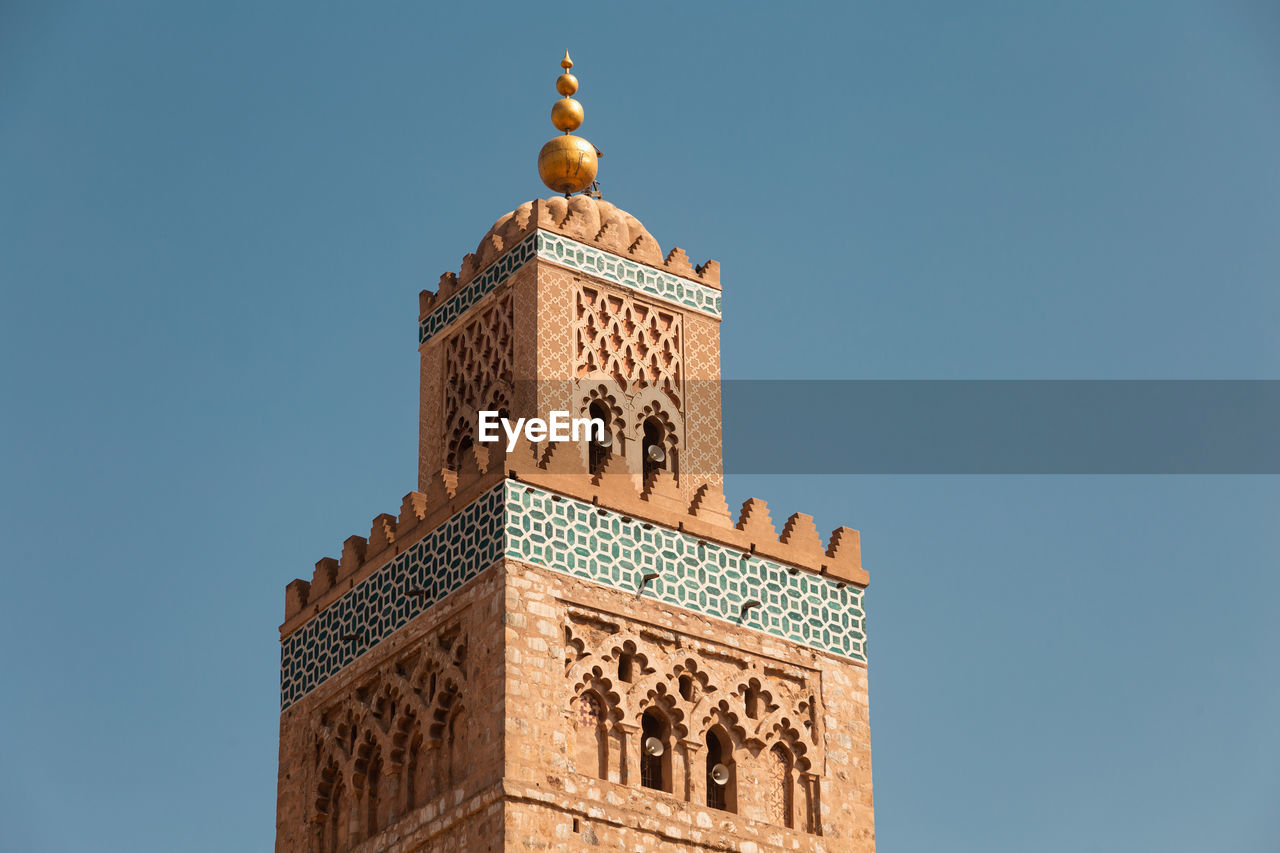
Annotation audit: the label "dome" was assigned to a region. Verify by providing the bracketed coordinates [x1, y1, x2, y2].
[472, 195, 663, 273]
[423, 195, 719, 316]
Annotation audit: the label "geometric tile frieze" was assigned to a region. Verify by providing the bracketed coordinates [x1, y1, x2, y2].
[504, 483, 867, 664]
[279, 486, 504, 710]
[535, 231, 722, 318]
[419, 230, 722, 345]
[281, 481, 865, 710]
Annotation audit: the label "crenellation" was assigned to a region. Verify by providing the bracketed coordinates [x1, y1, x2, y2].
[310, 556, 338, 598]
[640, 467, 684, 514]
[398, 490, 428, 528]
[736, 497, 778, 539]
[695, 258, 721, 288]
[688, 482, 732, 525]
[663, 246, 695, 277]
[367, 512, 397, 559]
[338, 534, 366, 578]
[778, 513, 826, 562]
[284, 578, 310, 620]
[823, 527, 867, 586]
[458, 251, 480, 286]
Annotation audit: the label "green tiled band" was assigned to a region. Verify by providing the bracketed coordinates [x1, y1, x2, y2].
[419, 230, 722, 345]
[505, 484, 866, 662]
[281, 482, 865, 710]
[534, 231, 722, 318]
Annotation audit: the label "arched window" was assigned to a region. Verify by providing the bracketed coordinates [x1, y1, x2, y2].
[765, 744, 794, 828]
[405, 732, 423, 811]
[617, 651, 634, 683]
[678, 674, 694, 701]
[326, 778, 345, 853]
[449, 434, 473, 470]
[705, 728, 736, 813]
[639, 710, 670, 792]
[575, 691, 608, 779]
[588, 401, 611, 474]
[316, 760, 342, 853]
[445, 706, 465, 786]
[641, 417, 666, 482]
[364, 749, 382, 839]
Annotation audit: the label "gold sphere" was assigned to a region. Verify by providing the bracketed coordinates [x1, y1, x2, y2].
[551, 97, 584, 132]
[538, 134, 598, 194]
[556, 72, 578, 96]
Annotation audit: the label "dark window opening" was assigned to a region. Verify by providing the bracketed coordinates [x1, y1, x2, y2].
[640, 711, 666, 792]
[588, 401, 610, 474]
[617, 652, 633, 683]
[642, 418, 666, 482]
[450, 435, 474, 469]
[706, 730, 728, 810]
[679, 674, 694, 701]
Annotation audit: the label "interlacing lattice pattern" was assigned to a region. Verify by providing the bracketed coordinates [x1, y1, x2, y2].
[443, 292, 513, 467]
[575, 283, 682, 405]
[309, 629, 471, 852]
[565, 623, 822, 833]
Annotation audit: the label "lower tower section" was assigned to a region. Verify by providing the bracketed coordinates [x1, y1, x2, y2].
[276, 460, 873, 852]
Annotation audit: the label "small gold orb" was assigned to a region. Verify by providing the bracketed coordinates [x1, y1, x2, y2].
[556, 72, 578, 96]
[538, 134, 598, 194]
[551, 97, 584, 132]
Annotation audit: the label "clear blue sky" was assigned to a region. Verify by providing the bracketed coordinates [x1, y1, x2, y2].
[2, 2, 1277, 851]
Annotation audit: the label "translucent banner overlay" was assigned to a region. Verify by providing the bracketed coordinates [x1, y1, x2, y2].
[713, 380, 1280, 474]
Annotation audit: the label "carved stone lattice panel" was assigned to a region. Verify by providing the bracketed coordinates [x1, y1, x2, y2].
[307, 627, 473, 849]
[563, 622, 823, 761]
[443, 292, 513, 467]
[575, 283, 682, 408]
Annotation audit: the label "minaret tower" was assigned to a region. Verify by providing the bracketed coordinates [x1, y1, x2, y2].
[275, 54, 875, 853]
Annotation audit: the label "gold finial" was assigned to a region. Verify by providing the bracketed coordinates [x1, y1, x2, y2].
[538, 49, 598, 195]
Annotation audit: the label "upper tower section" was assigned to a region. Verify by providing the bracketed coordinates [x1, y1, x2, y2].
[417, 193, 723, 503]
[417, 54, 724, 501]
[415, 53, 729, 503]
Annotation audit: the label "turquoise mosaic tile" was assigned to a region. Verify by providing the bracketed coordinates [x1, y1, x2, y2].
[418, 230, 722, 345]
[535, 231, 722, 318]
[504, 484, 866, 663]
[281, 481, 866, 710]
[279, 486, 504, 710]
[418, 232, 539, 343]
